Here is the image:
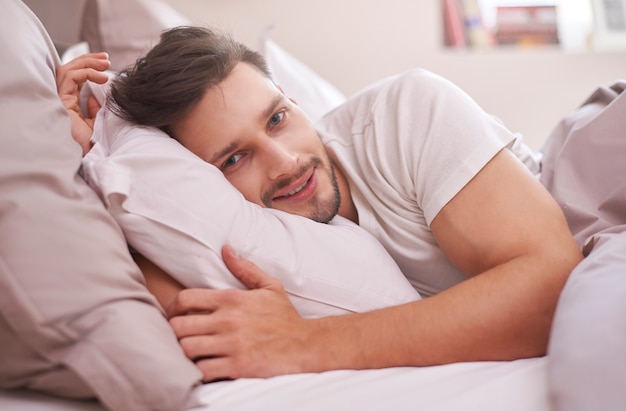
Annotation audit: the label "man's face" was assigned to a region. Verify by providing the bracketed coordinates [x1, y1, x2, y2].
[172, 62, 340, 223]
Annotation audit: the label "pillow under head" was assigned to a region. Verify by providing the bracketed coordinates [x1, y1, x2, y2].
[82, 99, 421, 319]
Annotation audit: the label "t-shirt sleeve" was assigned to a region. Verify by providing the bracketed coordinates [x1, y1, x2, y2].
[368, 69, 518, 225]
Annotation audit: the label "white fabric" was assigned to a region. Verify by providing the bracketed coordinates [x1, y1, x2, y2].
[81, 106, 420, 319]
[316, 69, 541, 296]
[0, 357, 550, 411]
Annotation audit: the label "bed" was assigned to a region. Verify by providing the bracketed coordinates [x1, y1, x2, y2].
[1, 358, 550, 411]
[2, 1, 625, 410]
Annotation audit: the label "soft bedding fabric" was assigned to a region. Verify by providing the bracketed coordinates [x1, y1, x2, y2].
[540, 79, 626, 250]
[0, 1, 200, 410]
[0, 357, 550, 411]
[548, 231, 626, 411]
[80, 0, 191, 71]
[540, 80, 626, 411]
[82, 105, 421, 318]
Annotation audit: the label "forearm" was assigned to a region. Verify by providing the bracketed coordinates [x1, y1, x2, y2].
[306, 252, 579, 371]
[133, 253, 184, 310]
[165, 234, 581, 381]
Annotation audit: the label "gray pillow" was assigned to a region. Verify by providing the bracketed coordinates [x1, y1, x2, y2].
[80, 0, 191, 71]
[0, 2, 200, 410]
[548, 229, 626, 411]
[541, 80, 626, 411]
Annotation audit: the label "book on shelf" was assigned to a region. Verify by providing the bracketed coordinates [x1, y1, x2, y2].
[495, 5, 560, 46]
[458, 0, 495, 48]
[442, 0, 494, 49]
[442, 0, 467, 47]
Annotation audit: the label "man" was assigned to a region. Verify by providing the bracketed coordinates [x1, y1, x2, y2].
[62, 26, 583, 382]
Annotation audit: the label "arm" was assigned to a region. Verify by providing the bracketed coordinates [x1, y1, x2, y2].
[167, 149, 582, 380]
[133, 253, 184, 311]
[56, 52, 110, 155]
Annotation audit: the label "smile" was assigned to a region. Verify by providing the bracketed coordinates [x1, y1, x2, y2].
[273, 168, 318, 203]
[285, 178, 310, 197]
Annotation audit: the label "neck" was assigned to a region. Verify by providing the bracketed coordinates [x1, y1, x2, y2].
[333, 160, 358, 224]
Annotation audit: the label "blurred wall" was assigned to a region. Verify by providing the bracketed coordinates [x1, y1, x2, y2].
[23, 0, 626, 149]
[167, 0, 626, 149]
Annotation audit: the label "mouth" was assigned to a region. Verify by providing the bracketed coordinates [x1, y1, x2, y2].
[273, 168, 318, 203]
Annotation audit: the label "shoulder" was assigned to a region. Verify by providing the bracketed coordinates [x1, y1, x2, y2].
[316, 69, 455, 137]
[369, 69, 464, 104]
[343, 68, 484, 132]
[352, 68, 460, 109]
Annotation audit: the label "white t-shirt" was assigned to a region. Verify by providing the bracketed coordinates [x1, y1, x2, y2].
[316, 69, 541, 296]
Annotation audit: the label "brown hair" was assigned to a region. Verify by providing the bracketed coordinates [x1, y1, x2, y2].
[108, 26, 270, 135]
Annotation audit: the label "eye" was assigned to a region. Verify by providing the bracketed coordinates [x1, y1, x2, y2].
[222, 153, 245, 169]
[268, 111, 285, 130]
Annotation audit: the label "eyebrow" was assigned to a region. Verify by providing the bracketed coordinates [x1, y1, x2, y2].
[209, 140, 240, 166]
[209, 93, 287, 166]
[262, 94, 287, 122]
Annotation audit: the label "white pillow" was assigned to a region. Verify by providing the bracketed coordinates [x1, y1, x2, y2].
[81, 104, 420, 319]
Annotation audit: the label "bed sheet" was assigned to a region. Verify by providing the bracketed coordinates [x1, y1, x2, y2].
[1, 357, 548, 411]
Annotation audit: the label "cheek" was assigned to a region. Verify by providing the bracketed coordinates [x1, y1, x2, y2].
[287, 124, 325, 154]
[305, 133, 328, 159]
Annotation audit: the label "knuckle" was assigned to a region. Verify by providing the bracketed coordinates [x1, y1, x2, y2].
[272, 280, 286, 293]
[175, 289, 191, 305]
[220, 289, 243, 305]
[172, 289, 193, 311]
[199, 361, 233, 383]
[177, 336, 196, 354]
[168, 316, 184, 334]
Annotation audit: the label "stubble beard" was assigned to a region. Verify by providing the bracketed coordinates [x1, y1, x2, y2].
[262, 156, 341, 224]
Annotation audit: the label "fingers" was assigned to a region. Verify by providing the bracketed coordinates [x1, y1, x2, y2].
[57, 67, 109, 96]
[166, 287, 243, 319]
[168, 303, 246, 381]
[178, 334, 229, 360]
[56, 53, 111, 97]
[56, 52, 110, 82]
[222, 245, 282, 290]
[196, 357, 238, 382]
[66, 110, 94, 156]
[86, 95, 101, 119]
[169, 312, 221, 338]
[176, 332, 240, 382]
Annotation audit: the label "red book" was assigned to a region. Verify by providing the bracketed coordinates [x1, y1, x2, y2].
[443, 0, 467, 47]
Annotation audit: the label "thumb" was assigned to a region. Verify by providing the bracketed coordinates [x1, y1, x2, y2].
[86, 95, 101, 120]
[222, 245, 281, 291]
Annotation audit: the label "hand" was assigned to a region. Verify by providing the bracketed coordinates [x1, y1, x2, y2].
[167, 245, 315, 382]
[56, 52, 111, 156]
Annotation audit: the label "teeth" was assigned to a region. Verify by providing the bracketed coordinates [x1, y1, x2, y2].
[286, 179, 308, 196]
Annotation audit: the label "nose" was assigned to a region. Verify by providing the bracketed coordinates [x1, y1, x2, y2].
[264, 138, 299, 180]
